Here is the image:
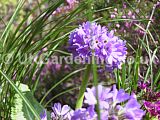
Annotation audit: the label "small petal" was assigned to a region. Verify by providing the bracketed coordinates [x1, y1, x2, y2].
[61, 105, 70, 115]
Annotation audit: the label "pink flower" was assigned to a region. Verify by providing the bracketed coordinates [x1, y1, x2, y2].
[128, 11, 132, 16]
[111, 14, 116, 18]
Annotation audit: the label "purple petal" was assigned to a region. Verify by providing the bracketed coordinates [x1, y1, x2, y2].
[112, 85, 118, 102]
[116, 89, 130, 103]
[61, 105, 70, 115]
[125, 109, 145, 120]
[84, 88, 97, 105]
[40, 110, 47, 120]
[125, 99, 141, 109]
[87, 105, 96, 118]
[52, 103, 62, 115]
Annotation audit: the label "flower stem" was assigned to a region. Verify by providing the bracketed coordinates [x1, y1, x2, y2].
[76, 0, 94, 109]
[92, 55, 101, 120]
[76, 64, 91, 109]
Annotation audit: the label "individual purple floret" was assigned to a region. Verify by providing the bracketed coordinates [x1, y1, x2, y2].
[112, 85, 130, 104]
[84, 84, 145, 120]
[68, 21, 127, 70]
[51, 103, 73, 120]
[138, 80, 150, 90]
[84, 84, 112, 109]
[71, 106, 97, 120]
[40, 110, 47, 120]
[116, 96, 145, 120]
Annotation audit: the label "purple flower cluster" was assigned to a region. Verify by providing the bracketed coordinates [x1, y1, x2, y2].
[144, 101, 160, 119]
[138, 80, 150, 90]
[69, 21, 127, 70]
[137, 80, 160, 119]
[81, 85, 145, 120]
[51, 103, 73, 120]
[138, 80, 160, 101]
[40, 103, 73, 120]
[40, 85, 145, 120]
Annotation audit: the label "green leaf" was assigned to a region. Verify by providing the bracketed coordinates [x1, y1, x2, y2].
[0, 70, 41, 120]
[23, 91, 46, 119]
[11, 83, 51, 120]
[11, 83, 30, 120]
[24, 91, 51, 120]
[11, 91, 27, 120]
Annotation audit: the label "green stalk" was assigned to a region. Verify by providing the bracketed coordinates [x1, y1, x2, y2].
[88, 0, 101, 117]
[76, 65, 91, 109]
[92, 55, 101, 120]
[121, 64, 126, 88]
